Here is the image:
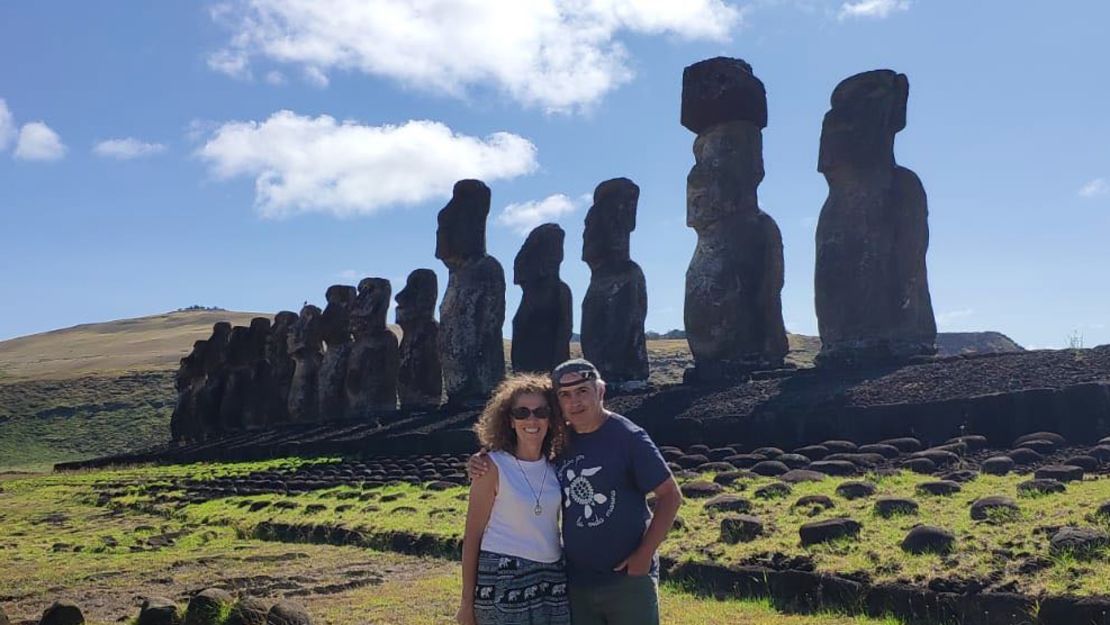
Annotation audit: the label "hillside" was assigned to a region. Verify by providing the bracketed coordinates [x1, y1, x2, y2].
[0, 310, 1023, 471]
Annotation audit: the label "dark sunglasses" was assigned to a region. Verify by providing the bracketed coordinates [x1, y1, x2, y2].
[510, 405, 553, 420]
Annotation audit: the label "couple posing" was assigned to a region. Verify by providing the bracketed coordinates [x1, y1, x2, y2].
[457, 359, 683, 625]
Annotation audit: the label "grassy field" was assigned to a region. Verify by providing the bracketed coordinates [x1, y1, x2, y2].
[0, 463, 903, 625]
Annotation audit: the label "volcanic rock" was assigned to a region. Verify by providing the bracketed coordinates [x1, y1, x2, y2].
[754, 482, 792, 499]
[267, 601, 312, 625]
[1017, 479, 1067, 496]
[982, 456, 1015, 475]
[512, 223, 572, 373]
[874, 497, 919, 517]
[1035, 464, 1084, 483]
[40, 602, 84, 625]
[1049, 526, 1109, 559]
[799, 518, 861, 546]
[720, 514, 765, 544]
[916, 481, 961, 496]
[704, 494, 752, 513]
[681, 480, 724, 498]
[901, 525, 955, 555]
[837, 481, 877, 500]
[780, 469, 826, 483]
[185, 589, 233, 625]
[970, 496, 1020, 521]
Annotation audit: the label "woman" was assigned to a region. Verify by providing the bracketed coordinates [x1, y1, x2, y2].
[457, 374, 571, 625]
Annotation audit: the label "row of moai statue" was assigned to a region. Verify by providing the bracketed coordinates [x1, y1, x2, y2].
[170, 55, 938, 441]
[170, 176, 647, 441]
[681, 56, 935, 381]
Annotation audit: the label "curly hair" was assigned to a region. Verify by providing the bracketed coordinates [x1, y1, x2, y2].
[474, 373, 567, 459]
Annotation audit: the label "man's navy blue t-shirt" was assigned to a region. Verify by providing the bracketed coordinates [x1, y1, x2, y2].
[555, 412, 671, 585]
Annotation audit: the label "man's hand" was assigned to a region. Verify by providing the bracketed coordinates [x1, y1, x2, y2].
[455, 603, 476, 625]
[466, 450, 491, 482]
[613, 546, 653, 576]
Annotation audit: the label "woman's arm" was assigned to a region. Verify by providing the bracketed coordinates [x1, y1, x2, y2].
[457, 462, 498, 625]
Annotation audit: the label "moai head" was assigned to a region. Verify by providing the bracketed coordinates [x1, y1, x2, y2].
[687, 123, 764, 229]
[435, 179, 491, 269]
[248, 317, 271, 360]
[320, 284, 357, 346]
[177, 340, 207, 386]
[352, 278, 392, 336]
[818, 69, 908, 175]
[268, 310, 298, 356]
[287, 305, 322, 356]
[514, 223, 564, 285]
[583, 178, 639, 270]
[203, 322, 232, 372]
[226, 326, 252, 366]
[681, 56, 767, 134]
[395, 269, 438, 325]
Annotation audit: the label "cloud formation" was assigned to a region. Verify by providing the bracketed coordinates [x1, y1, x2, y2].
[838, 0, 910, 20]
[197, 110, 538, 218]
[14, 121, 66, 161]
[936, 308, 974, 329]
[497, 193, 582, 235]
[1079, 177, 1109, 198]
[94, 138, 167, 160]
[208, 0, 743, 112]
[0, 99, 15, 152]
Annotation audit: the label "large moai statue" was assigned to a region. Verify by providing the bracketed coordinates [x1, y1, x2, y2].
[243, 316, 274, 429]
[395, 269, 442, 410]
[287, 305, 323, 422]
[581, 178, 649, 387]
[681, 57, 789, 382]
[318, 285, 357, 420]
[266, 310, 298, 424]
[435, 179, 506, 406]
[170, 340, 207, 443]
[512, 224, 572, 374]
[197, 322, 231, 439]
[346, 278, 400, 419]
[814, 69, 936, 367]
[218, 326, 253, 431]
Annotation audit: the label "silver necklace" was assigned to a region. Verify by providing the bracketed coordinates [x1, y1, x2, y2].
[514, 455, 548, 516]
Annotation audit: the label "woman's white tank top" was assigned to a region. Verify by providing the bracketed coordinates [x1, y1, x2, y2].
[480, 450, 562, 563]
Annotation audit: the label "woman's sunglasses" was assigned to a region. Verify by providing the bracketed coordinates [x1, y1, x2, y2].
[510, 405, 553, 420]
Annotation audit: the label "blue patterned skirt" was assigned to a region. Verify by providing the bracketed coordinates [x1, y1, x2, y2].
[474, 550, 571, 625]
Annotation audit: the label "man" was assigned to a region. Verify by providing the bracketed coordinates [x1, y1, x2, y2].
[469, 358, 682, 625]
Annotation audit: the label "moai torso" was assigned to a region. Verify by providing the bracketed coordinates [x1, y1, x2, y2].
[512, 223, 572, 374]
[318, 285, 356, 420]
[266, 310, 298, 424]
[287, 305, 323, 422]
[347, 277, 400, 420]
[814, 69, 936, 367]
[396, 269, 441, 410]
[171, 340, 207, 443]
[243, 316, 273, 429]
[580, 178, 648, 385]
[681, 57, 787, 383]
[198, 322, 231, 439]
[219, 326, 253, 431]
[436, 180, 506, 405]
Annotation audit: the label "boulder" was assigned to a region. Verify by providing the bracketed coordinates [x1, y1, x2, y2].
[226, 598, 268, 625]
[799, 518, 861, 546]
[1006, 447, 1043, 465]
[874, 497, 919, 517]
[754, 482, 792, 499]
[780, 469, 826, 484]
[916, 481, 961, 496]
[836, 481, 876, 500]
[138, 597, 181, 625]
[703, 494, 752, 514]
[1014, 431, 1066, 446]
[794, 445, 830, 460]
[1035, 464, 1084, 483]
[793, 495, 835, 511]
[40, 602, 84, 625]
[970, 496, 1020, 522]
[185, 589, 234, 625]
[1049, 527, 1109, 559]
[681, 480, 724, 498]
[266, 602, 311, 625]
[750, 460, 789, 477]
[900, 458, 936, 474]
[807, 460, 858, 476]
[982, 456, 1015, 475]
[1017, 479, 1066, 496]
[901, 525, 955, 555]
[857, 444, 901, 459]
[878, 437, 922, 453]
[720, 514, 765, 544]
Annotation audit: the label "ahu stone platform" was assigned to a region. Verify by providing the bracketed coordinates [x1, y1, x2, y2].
[57, 347, 1110, 471]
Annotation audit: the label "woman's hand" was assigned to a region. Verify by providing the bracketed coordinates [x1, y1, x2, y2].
[455, 603, 476, 625]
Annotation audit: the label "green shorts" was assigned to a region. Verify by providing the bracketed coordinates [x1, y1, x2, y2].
[568, 575, 659, 625]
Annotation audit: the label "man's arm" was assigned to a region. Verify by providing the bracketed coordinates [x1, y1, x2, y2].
[613, 476, 682, 576]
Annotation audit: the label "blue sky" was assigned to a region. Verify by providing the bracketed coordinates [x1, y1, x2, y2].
[1, 0, 1108, 349]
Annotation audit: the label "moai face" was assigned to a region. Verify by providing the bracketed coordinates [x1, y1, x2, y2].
[395, 269, 438, 325]
[268, 311, 298, 356]
[818, 69, 908, 175]
[583, 178, 638, 269]
[321, 284, 357, 345]
[514, 223, 564, 285]
[355, 278, 392, 330]
[687, 122, 764, 229]
[287, 305, 322, 356]
[435, 179, 491, 268]
[248, 317, 271, 360]
[226, 326, 253, 366]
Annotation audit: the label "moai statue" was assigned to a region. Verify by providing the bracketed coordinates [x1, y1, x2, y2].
[318, 285, 357, 420]
[243, 316, 274, 429]
[814, 69, 936, 367]
[170, 340, 207, 443]
[581, 178, 648, 387]
[395, 269, 442, 410]
[435, 180, 506, 406]
[512, 224, 572, 373]
[266, 310, 298, 424]
[347, 277, 400, 419]
[218, 326, 253, 431]
[287, 305, 323, 422]
[681, 57, 788, 383]
[197, 322, 231, 439]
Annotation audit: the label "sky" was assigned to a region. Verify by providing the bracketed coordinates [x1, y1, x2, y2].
[1, 0, 1109, 349]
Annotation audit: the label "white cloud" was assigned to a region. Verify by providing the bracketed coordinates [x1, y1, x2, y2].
[93, 138, 167, 160]
[838, 0, 910, 20]
[1079, 177, 1109, 198]
[497, 193, 581, 235]
[197, 110, 538, 218]
[264, 70, 287, 85]
[208, 0, 743, 112]
[336, 269, 363, 281]
[936, 308, 974, 329]
[0, 99, 15, 152]
[14, 122, 66, 161]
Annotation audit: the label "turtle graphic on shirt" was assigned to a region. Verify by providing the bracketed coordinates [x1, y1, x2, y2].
[561, 458, 617, 527]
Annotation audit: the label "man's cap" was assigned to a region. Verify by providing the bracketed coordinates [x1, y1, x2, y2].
[551, 358, 601, 389]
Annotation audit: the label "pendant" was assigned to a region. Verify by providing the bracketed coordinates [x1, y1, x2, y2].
[534, 504, 543, 516]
